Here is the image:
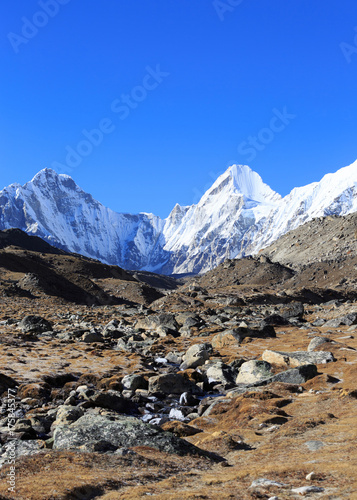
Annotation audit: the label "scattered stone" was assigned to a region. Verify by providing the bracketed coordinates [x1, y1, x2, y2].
[180, 343, 211, 369]
[236, 360, 272, 384]
[291, 486, 324, 495]
[148, 373, 200, 395]
[307, 337, 331, 351]
[279, 302, 304, 319]
[250, 478, 288, 488]
[81, 331, 104, 343]
[262, 349, 335, 367]
[89, 390, 134, 412]
[0, 440, 43, 467]
[52, 405, 84, 427]
[19, 315, 52, 333]
[312, 318, 325, 327]
[206, 361, 235, 386]
[122, 374, 148, 391]
[53, 414, 211, 457]
[211, 325, 275, 349]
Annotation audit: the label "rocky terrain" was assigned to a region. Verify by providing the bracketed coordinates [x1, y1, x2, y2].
[0, 223, 356, 499]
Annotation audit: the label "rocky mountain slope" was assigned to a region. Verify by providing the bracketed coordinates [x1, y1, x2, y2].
[262, 212, 357, 269]
[1, 159, 357, 275]
[0, 228, 179, 306]
[0, 228, 356, 498]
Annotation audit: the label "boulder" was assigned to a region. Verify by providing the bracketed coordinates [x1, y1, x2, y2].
[212, 325, 275, 349]
[52, 405, 84, 427]
[148, 373, 200, 395]
[89, 390, 134, 412]
[53, 414, 209, 456]
[211, 329, 244, 348]
[279, 302, 304, 319]
[122, 374, 148, 391]
[236, 360, 272, 384]
[19, 315, 52, 333]
[307, 337, 331, 352]
[205, 362, 235, 386]
[81, 331, 104, 343]
[180, 343, 211, 370]
[262, 349, 335, 367]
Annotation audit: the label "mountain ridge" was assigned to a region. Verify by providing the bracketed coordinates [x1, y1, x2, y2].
[0, 160, 357, 274]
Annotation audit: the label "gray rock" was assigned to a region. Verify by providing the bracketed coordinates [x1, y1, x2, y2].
[211, 325, 275, 348]
[122, 374, 148, 391]
[89, 390, 133, 412]
[166, 352, 183, 364]
[81, 331, 104, 343]
[279, 302, 304, 319]
[307, 337, 331, 351]
[250, 478, 288, 488]
[324, 318, 342, 328]
[147, 313, 179, 332]
[236, 360, 272, 384]
[0, 440, 43, 467]
[148, 373, 200, 395]
[339, 313, 357, 326]
[312, 318, 326, 327]
[262, 349, 335, 367]
[52, 405, 84, 427]
[270, 364, 318, 384]
[291, 486, 324, 495]
[227, 365, 318, 396]
[53, 414, 208, 456]
[19, 315, 52, 333]
[180, 343, 211, 370]
[206, 361, 235, 386]
[305, 440, 324, 451]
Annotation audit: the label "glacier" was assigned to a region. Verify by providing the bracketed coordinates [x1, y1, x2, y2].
[0, 160, 357, 274]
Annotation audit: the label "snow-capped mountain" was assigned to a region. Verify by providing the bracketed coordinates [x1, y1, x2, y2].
[0, 160, 357, 274]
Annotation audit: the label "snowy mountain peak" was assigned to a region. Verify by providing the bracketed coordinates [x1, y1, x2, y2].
[228, 164, 281, 203]
[1, 159, 357, 275]
[201, 164, 281, 206]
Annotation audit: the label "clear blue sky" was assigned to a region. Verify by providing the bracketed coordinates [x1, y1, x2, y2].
[1, 0, 357, 217]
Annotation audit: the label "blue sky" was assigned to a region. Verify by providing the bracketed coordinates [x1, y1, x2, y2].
[1, 0, 357, 217]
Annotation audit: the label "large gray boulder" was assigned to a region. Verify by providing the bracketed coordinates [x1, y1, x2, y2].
[211, 325, 276, 349]
[148, 373, 201, 395]
[262, 349, 335, 367]
[205, 361, 235, 386]
[180, 343, 211, 370]
[19, 315, 52, 333]
[53, 414, 207, 456]
[236, 360, 272, 384]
